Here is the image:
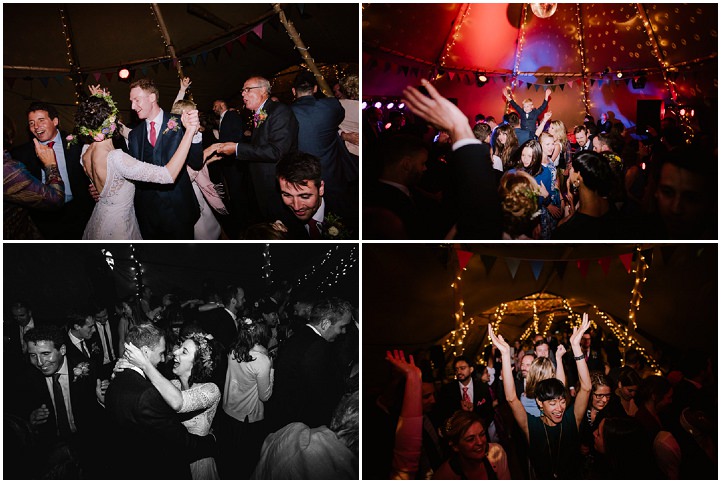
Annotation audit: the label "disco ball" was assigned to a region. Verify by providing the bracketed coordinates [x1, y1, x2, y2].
[531, 3, 558, 19]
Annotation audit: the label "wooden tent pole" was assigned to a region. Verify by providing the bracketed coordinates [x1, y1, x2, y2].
[151, 4, 191, 101]
[272, 4, 332, 97]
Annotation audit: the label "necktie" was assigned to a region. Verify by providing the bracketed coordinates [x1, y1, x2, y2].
[149, 121, 157, 147]
[104, 323, 115, 360]
[80, 340, 89, 358]
[47, 141, 55, 149]
[462, 386, 471, 403]
[51, 373, 72, 438]
[307, 219, 322, 239]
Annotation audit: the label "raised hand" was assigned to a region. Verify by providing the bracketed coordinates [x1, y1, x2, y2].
[402, 79, 474, 142]
[488, 324, 511, 357]
[545, 88, 552, 100]
[555, 344, 567, 359]
[385, 349, 421, 379]
[570, 313, 590, 347]
[33, 139, 57, 167]
[180, 77, 192, 90]
[123, 342, 150, 372]
[543, 111, 553, 121]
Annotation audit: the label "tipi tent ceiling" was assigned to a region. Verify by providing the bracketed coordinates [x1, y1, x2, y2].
[363, 244, 716, 379]
[4, 3, 358, 144]
[363, 3, 717, 79]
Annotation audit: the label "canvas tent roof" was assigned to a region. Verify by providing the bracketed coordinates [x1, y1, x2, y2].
[4, 3, 358, 145]
[362, 3, 717, 132]
[363, 244, 717, 383]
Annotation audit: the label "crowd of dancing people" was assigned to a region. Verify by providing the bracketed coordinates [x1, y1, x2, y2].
[4, 72, 359, 240]
[4, 284, 358, 479]
[364, 79, 716, 240]
[365, 316, 716, 479]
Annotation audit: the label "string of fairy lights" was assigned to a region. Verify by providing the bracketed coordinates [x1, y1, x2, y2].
[295, 246, 336, 286]
[575, 4, 592, 115]
[318, 245, 358, 295]
[261, 244, 273, 286]
[443, 247, 658, 370]
[128, 244, 145, 296]
[59, 7, 83, 104]
[438, 4, 472, 76]
[149, 5, 171, 58]
[511, 3, 529, 89]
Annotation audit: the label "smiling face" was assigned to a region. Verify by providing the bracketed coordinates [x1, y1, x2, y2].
[278, 178, 324, 222]
[591, 384, 612, 411]
[538, 396, 567, 425]
[575, 130, 588, 147]
[27, 340, 66, 377]
[453, 421, 488, 461]
[212, 100, 226, 117]
[522, 101, 534, 113]
[129, 86, 159, 121]
[172, 339, 197, 379]
[11, 306, 32, 326]
[541, 136, 555, 157]
[321, 311, 352, 342]
[454, 360, 474, 384]
[27, 110, 59, 143]
[521, 146, 534, 168]
[497, 130, 508, 145]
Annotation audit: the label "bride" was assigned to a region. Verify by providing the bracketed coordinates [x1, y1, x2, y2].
[77, 87, 218, 239]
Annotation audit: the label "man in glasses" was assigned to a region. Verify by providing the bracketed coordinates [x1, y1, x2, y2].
[212, 76, 299, 224]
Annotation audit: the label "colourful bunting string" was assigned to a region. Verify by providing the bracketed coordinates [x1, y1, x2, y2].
[577, 259, 590, 278]
[619, 253, 633, 273]
[456, 249, 473, 270]
[530, 261, 543, 280]
[506, 258, 521, 279]
[481, 255, 496, 275]
[598, 257, 612, 275]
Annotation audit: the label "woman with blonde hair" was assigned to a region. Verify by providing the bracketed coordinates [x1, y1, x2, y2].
[520, 348, 566, 417]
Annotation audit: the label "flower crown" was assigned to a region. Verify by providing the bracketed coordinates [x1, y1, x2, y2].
[72, 91, 120, 144]
[186, 332, 214, 368]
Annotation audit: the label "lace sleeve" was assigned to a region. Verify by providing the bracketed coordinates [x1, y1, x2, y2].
[178, 382, 221, 414]
[111, 150, 174, 184]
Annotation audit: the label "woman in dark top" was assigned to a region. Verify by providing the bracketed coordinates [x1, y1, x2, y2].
[593, 416, 661, 479]
[490, 314, 592, 479]
[579, 372, 612, 478]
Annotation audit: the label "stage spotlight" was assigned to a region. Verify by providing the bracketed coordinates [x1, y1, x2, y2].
[476, 72, 488, 87]
[386, 102, 395, 109]
[616, 72, 623, 79]
[679, 108, 686, 116]
[398, 102, 405, 109]
[361, 101, 368, 110]
[118, 68, 131, 80]
[544, 76, 554, 85]
[374, 101, 382, 109]
[631, 76, 647, 89]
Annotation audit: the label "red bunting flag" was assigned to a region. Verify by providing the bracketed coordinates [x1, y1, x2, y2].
[93, 72, 101, 82]
[577, 260, 590, 279]
[456, 249, 473, 270]
[618, 253, 633, 273]
[598, 257, 612, 275]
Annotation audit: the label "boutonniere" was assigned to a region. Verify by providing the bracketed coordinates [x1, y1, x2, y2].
[322, 212, 352, 239]
[72, 362, 91, 382]
[162, 117, 180, 135]
[253, 108, 268, 127]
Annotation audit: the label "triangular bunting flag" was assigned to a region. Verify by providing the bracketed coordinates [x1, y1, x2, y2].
[559, 84, 565, 91]
[410, 67, 419, 78]
[481, 255, 496, 275]
[590, 79, 596, 87]
[506, 258, 521, 279]
[535, 84, 541, 92]
[401, 65, 409, 76]
[162, 59, 172, 70]
[550, 85, 557, 92]
[39, 77, 49, 87]
[456, 249, 473, 270]
[93, 72, 102, 82]
[296, 4, 305, 15]
[200, 52, 209, 65]
[152, 63, 160, 74]
[624, 78, 630, 86]
[660, 246, 676, 265]
[526, 82, 532, 90]
[619, 253, 633, 273]
[190, 55, 198, 65]
[224, 42, 234, 55]
[383, 62, 392, 73]
[238, 34, 248, 47]
[567, 80, 574, 89]
[554, 260, 567, 279]
[252, 23, 263, 40]
[577, 260, 590, 279]
[598, 257, 612, 275]
[448, 71, 456, 81]
[104, 72, 114, 82]
[501, 75, 507, 83]
[530, 261, 544, 280]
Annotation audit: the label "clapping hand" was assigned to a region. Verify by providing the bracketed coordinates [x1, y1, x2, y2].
[385, 349, 421, 379]
[33, 139, 57, 167]
[570, 313, 590, 348]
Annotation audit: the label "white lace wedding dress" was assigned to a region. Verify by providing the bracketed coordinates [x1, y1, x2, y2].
[81, 147, 174, 240]
[172, 380, 221, 480]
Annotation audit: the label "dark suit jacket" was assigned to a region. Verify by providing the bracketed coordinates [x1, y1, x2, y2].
[514, 127, 532, 145]
[363, 181, 423, 239]
[510, 98, 549, 132]
[291, 95, 353, 199]
[105, 369, 214, 479]
[235, 100, 298, 221]
[64, 334, 103, 374]
[271, 325, 342, 430]
[199, 307, 237, 354]
[9, 133, 94, 239]
[216, 109, 254, 233]
[218, 110, 245, 143]
[435, 378, 494, 430]
[451, 142, 503, 239]
[128, 112, 203, 239]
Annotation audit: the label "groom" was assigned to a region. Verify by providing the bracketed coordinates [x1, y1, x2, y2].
[105, 323, 215, 479]
[128, 78, 203, 239]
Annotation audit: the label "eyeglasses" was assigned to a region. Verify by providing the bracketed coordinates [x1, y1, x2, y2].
[592, 393, 612, 400]
[242, 86, 263, 93]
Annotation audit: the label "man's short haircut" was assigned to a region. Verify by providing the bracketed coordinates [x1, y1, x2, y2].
[248, 76, 271, 95]
[573, 125, 589, 135]
[507, 112, 520, 127]
[67, 311, 92, 330]
[379, 134, 428, 168]
[534, 339, 549, 350]
[24, 325, 65, 350]
[595, 132, 612, 149]
[129, 78, 159, 99]
[522, 98, 534, 105]
[10, 301, 30, 313]
[292, 70, 317, 94]
[473, 122, 492, 142]
[276, 151, 322, 188]
[474, 113, 486, 123]
[126, 323, 164, 350]
[221, 285, 243, 307]
[214, 99, 228, 108]
[453, 355, 473, 368]
[27, 102, 59, 121]
[485, 116, 496, 124]
[309, 297, 353, 328]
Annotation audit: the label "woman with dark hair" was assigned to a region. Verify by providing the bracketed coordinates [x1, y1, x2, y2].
[606, 366, 642, 417]
[77, 86, 218, 239]
[593, 416, 661, 479]
[490, 314, 592, 479]
[492, 124, 519, 172]
[115, 295, 141, 356]
[433, 410, 510, 479]
[579, 372, 612, 477]
[121, 331, 222, 479]
[221, 317, 274, 478]
[516, 139, 556, 239]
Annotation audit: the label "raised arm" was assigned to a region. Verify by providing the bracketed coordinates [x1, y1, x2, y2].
[387, 349, 423, 479]
[554, 343, 567, 386]
[174, 77, 192, 104]
[489, 324, 529, 442]
[535, 111, 552, 139]
[570, 314, 592, 429]
[402, 79, 474, 143]
[124, 342, 184, 411]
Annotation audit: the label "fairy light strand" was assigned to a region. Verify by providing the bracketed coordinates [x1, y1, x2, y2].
[439, 4, 472, 71]
[59, 7, 83, 104]
[628, 246, 649, 332]
[575, 4, 591, 115]
[261, 244, 272, 286]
